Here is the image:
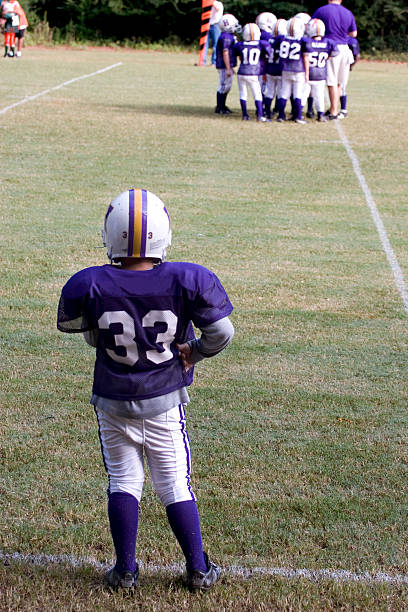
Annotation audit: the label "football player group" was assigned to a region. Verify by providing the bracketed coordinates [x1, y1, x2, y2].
[214, 10, 359, 123]
[58, 189, 234, 592]
[0, 0, 28, 58]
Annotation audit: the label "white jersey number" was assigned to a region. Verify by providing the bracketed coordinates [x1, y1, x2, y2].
[280, 40, 301, 60]
[98, 309, 177, 367]
[242, 47, 261, 65]
[309, 50, 328, 68]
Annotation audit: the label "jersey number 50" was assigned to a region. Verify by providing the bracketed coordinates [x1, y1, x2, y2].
[98, 310, 177, 366]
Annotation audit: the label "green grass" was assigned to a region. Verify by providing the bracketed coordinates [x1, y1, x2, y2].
[1, 48, 408, 610]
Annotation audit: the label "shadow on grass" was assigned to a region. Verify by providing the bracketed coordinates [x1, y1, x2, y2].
[104, 103, 238, 119]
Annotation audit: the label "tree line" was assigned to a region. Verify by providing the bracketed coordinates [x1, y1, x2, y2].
[24, 0, 408, 53]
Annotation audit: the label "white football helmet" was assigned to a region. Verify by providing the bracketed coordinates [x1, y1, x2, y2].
[219, 13, 241, 34]
[287, 17, 305, 39]
[255, 12, 277, 33]
[306, 18, 325, 38]
[295, 12, 311, 26]
[273, 18, 287, 37]
[102, 189, 171, 262]
[242, 23, 261, 42]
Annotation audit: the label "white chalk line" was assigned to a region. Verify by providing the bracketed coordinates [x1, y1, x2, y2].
[0, 62, 123, 116]
[336, 121, 408, 314]
[1, 550, 407, 586]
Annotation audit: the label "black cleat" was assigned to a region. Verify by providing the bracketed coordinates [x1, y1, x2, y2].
[105, 566, 139, 590]
[186, 553, 221, 592]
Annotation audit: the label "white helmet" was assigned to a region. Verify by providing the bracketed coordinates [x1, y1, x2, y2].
[295, 12, 311, 26]
[286, 17, 305, 39]
[242, 23, 261, 42]
[102, 189, 171, 262]
[219, 13, 241, 34]
[306, 18, 326, 38]
[273, 18, 287, 37]
[255, 12, 277, 33]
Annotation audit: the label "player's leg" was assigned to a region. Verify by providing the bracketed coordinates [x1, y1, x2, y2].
[238, 75, 250, 120]
[4, 32, 10, 57]
[9, 31, 15, 57]
[248, 76, 266, 121]
[146, 405, 220, 590]
[337, 54, 350, 118]
[277, 72, 291, 121]
[263, 75, 274, 119]
[313, 80, 327, 122]
[94, 407, 143, 587]
[293, 75, 306, 123]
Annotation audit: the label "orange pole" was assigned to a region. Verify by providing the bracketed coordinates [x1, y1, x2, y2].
[198, 0, 214, 66]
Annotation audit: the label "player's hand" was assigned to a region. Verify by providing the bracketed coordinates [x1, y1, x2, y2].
[176, 342, 194, 372]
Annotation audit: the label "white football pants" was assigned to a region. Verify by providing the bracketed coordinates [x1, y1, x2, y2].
[217, 68, 234, 94]
[264, 74, 282, 101]
[303, 79, 326, 112]
[280, 71, 306, 100]
[237, 74, 262, 102]
[95, 404, 196, 507]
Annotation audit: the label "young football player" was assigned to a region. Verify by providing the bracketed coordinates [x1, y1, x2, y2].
[304, 18, 339, 122]
[255, 12, 277, 104]
[276, 16, 309, 124]
[57, 189, 234, 592]
[263, 18, 287, 120]
[338, 36, 360, 118]
[214, 13, 241, 114]
[233, 23, 272, 121]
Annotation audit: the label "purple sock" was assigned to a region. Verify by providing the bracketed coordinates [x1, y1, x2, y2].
[294, 97, 303, 120]
[340, 94, 347, 111]
[108, 492, 139, 573]
[255, 99, 263, 118]
[240, 99, 248, 117]
[307, 96, 314, 114]
[166, 500, 206, 573]
[277, 97, 286, 119]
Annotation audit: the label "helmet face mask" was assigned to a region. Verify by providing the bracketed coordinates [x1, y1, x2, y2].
[242, 23, 261, 42]
[102, 189, 171, 263]
[219, 13, 241, 34]
[255, 12, 277, 33]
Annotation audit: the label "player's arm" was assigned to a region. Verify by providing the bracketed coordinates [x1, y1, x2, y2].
[303, 52, 309, 82]
[223, 47, 232, 77]
[176, 316, 234, 372]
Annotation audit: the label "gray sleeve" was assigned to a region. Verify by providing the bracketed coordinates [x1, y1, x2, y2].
[82, 329, 99, 347]
[187, 316, 234, 364]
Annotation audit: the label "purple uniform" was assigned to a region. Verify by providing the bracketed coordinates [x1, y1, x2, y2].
[305, 37, 339, 81]
[278, 36, 308, 73]
[266, 35, 283, 77]
[215, 31, 237, 69]
[233, 40, 271, 76]
[57, 262, 233, 401]
[312, 4, 357, 45]
[347, 36, 360, 58]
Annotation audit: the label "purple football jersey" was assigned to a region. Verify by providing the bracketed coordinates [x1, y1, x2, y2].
[216, 32, 237, 69]
[266, 35, 283, 77]
[312, 4, 357, 45]
[57, 262, 233, 401]
[347, 36, 360, 58]
[279, 36, 308, 73]
[233, 40, 272, 76]
[305, 37, 338, 81]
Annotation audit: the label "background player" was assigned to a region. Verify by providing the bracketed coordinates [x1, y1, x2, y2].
[57, 188, 234, 592]
[338, 35, 360, 118]
[263, 17, 287, 120]
[276, 16, 309, 124]
[304, 18, 338, 122]
[214, 13, 241, 114]
[1, 0, 19, 57]
[233, 22, 272, 121]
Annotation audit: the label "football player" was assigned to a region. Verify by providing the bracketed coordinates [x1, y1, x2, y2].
[233, 23, 272, 121]
[275, 17, 309, 124]
[214, 13, 241, 114]
[304, 18, 339, 122]
[2, 1, 19, 57]
[57, 189, 234, 592]
[263, 18, 287, 119]
[338, 36, 360, 118]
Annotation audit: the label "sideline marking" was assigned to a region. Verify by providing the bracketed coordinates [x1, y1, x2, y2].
[1, 550, 408, 586]
[0, 62, 123, 115]
[336, 121, 408, 314]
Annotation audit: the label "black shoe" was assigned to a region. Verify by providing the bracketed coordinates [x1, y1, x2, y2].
[186, 553, 221, 592]
[242, 114, 250, 120]
[306, 111, 315, 118]
[317, 114, 328, 122]
[214, 107, 222, 114]
[327, 113, 338, 120]
[105, 566, 139, 590]
[222, 106, 233, 114]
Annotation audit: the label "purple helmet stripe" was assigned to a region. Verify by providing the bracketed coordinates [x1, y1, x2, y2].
[140, 189, 148, 258]
[127, 189, 135, 257]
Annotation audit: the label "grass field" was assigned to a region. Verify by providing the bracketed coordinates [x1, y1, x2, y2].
[1, 47, 408, 611]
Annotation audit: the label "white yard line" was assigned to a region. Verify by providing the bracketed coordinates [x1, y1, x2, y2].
[336, 120, 408, 314]
[0, 62, 123, 115]
[1, 550, 408, 586]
